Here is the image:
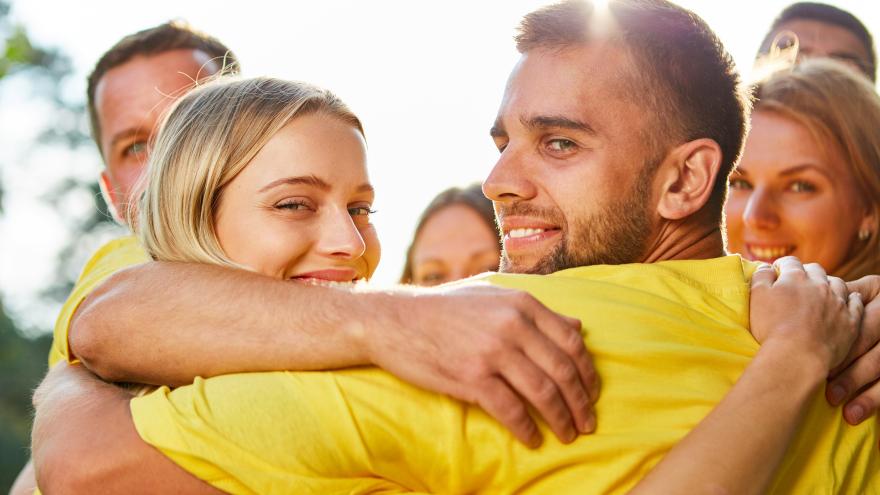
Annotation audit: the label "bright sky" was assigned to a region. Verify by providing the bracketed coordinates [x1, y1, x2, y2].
[1, 0, 879, 332]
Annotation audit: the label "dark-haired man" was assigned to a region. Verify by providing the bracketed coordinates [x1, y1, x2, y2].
[29, 1, 880, 493]
[30, 16, 601, 493]
[757, 2, 876, 81]
[9, 21, 241, 495]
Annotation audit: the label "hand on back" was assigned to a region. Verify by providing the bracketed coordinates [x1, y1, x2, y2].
[363, 284, 599, 448]
[749, 257, 863, 372]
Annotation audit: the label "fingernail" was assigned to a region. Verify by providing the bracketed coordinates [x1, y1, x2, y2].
[564, 426, 577, 443]
[847, 404, 866, 424]
[581, 412, 596, 434]
[829, 384, 847, 406]
[529, 433, 543, 449]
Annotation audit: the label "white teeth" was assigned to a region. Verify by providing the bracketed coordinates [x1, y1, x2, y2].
[749, 245, 795, 259]
[509, 228, 546, 239]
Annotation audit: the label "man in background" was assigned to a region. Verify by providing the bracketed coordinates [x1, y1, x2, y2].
[757, 2, 876, 81]
[9, 21, 238, 495]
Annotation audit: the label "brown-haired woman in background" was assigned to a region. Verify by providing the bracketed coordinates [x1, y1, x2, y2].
[727, 58, 880, 281]
[401, 183, 501, 286]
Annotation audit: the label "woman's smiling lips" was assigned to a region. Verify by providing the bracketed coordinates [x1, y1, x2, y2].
[290, 268, 360, 283]
[744, 243, 796, 263]
[501, 216, 562, 253]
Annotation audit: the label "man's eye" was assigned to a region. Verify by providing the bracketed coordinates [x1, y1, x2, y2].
[729, 178, 752, 190]
[547, 139, 577, 153]
[124, 141, 147, 157]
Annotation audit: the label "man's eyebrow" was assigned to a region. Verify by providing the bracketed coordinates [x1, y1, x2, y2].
[523, 115, 597, 135]
[259, 175, 332, 193]
[109, 128, 146, 149]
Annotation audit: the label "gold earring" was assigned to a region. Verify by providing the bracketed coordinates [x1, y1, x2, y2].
[859, 229, 872, 241]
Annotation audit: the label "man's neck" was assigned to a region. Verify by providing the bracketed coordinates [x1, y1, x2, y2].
[640, 216, 726, 263]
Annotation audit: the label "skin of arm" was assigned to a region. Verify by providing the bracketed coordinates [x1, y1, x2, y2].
[630, 259, 863, 495]
[30, 363, 223, 495]
[70, 261, 598, 447]
[9, 460, 36, 495]
[36, 259, 863, 494]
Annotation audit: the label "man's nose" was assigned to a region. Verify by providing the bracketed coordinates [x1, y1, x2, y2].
[482, 146, 538, 204]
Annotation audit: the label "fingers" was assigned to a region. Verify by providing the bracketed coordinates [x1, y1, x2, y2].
[843, 378, 880, 426]
[750, 263, 777, 290]
[847, 275, 880, 302]
[529, 302, 599, 403]
[773, 256, 807, 282]
[475, 376, 542, 448]
[802, 262, 827, 284]
[517, 319, 596, 436]
[501, 350, 578, 444]
[827, 336, 879, 411]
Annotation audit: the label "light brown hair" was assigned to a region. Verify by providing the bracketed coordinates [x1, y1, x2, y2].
[752, 59, 880, 279]
[134, 77, 363, 266]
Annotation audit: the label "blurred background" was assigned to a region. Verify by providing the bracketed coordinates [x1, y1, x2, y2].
[1, 0, 878, 489]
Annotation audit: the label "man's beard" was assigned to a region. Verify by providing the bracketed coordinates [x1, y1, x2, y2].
[499, 166, 655, 275]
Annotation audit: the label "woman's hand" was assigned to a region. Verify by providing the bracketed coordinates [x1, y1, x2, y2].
[749, 257, 863, 372]
[361, 284, 598, 448]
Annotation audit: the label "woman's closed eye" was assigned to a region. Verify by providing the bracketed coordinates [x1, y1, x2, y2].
[275, 199, 313, 211]
[348, 205, 376, 217]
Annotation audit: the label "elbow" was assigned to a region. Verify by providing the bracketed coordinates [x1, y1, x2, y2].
[68, 274, 135, 383]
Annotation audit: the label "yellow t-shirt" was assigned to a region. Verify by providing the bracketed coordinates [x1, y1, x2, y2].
[48, 236, 149, 366]
[130, 256, 878, 494]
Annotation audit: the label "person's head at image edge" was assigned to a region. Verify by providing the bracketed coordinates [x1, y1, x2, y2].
[484, 0, 748, 274]
[757, 2, 876, 81]
[726, 58, 880, 280]
[400, 183, 500, 286]
[133, 77, 380, 285]
[88, 20, 239, 221]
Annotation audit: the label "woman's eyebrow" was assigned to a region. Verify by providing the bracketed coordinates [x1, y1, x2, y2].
[259, 175, 330, 193]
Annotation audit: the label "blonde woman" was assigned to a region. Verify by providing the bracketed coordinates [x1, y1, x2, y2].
[727, 58, 880, 281]
[29, 76, 869, 494]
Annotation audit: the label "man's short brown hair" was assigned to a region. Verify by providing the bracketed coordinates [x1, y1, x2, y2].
[86, 20, 240, 152]
[516, 0, 748, 224]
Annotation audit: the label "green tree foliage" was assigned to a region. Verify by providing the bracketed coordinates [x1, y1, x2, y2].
[0, 0, 85, 489]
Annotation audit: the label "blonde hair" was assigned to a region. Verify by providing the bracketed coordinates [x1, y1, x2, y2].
[752, 59, 880, 280]
[133, 76, 363, 266]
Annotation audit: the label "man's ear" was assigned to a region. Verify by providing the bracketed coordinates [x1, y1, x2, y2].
[655, 138, 723, 221]
[99, 171, 124, 223]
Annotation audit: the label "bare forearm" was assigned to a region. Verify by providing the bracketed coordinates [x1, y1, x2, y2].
[630, 340, 826, 495]
[9, 460, 36, 495]
[32, 364, 223, 494]
[70, 262, 385, 385]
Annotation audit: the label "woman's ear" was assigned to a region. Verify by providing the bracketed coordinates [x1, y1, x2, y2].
[655, 138, 723, 221]
[859, 208, 878, 241]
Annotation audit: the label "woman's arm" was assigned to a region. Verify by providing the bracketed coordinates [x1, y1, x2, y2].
[31, 363, 224, 495]
[9, 460, 36, 495]
[630, 258, 863, 495]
